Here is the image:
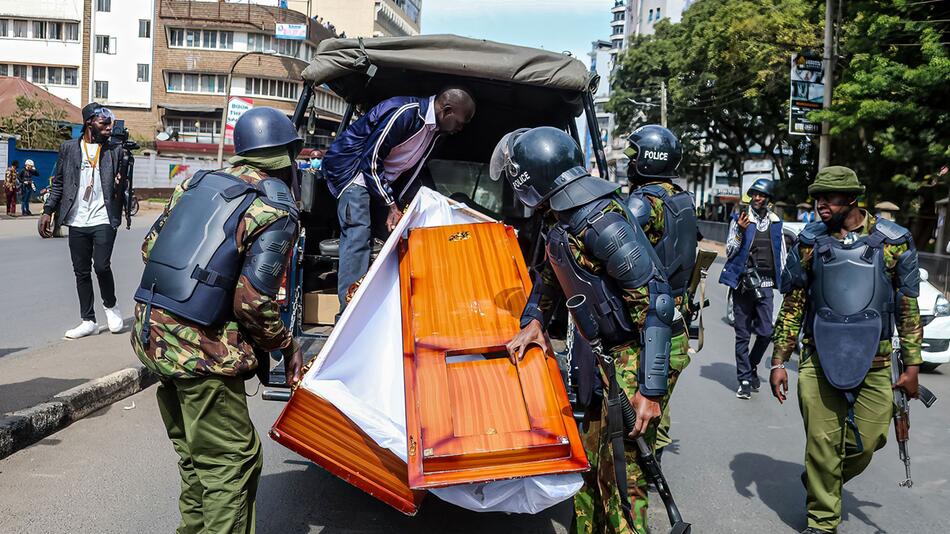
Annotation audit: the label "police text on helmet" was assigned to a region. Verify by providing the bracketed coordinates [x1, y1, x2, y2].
[643, 150, 669, 161]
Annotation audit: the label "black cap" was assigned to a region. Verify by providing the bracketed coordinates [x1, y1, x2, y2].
[82, 102, 102, 123]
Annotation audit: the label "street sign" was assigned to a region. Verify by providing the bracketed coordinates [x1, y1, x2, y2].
[789, 52, 824, 136]
[224, 97, 253, 144]
[276, 23, 307, 40]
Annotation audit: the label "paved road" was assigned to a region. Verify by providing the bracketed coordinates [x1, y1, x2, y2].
[0, 215, 154, 359]
[1, 261, 948, 533]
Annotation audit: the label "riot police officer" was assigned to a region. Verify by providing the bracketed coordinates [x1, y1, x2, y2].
[131, 107, 305, 534]
[770, 166, 922, 534]
[498, 127, 674, 534]
[720, 178, 785, 398]
[625, 125, 697, 462]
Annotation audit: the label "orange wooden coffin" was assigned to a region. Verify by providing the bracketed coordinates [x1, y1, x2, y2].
[400, 222, 589, 489]
[270, 388, 425, 515]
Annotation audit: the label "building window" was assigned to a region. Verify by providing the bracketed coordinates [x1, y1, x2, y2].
[167, 72, 228, 94]
[0, 20, 7, 37]
[0, 65, 7, 76]
[169, 28, 183, 47]
[203, 30, 217, 49]
[13, 19, 28, 38]
[31, 66, 46, 84]
[276, 38, 300, 58]
[648, 9, 653, 22]
[47, 67, 62, 84]
[656, 8, 661, 19]
[245, 77, 299, 101]
[139, 19, 150, 38]
[12, 65, 27, 78]
[247, 33, 274, 53]
[185, 29, 200, 48]
[95, 35, 116, 54]
[95, 81, 108, 99]
[220, 31, 233, 49]
[96, 0, 111, 12]
[32, 21, 46, 39]
[65, 22, 79, 41]
[164, 117, 222, 142]
[48, 22, 62, 40]
[137, 64, 150, 82]
[64, 67, 78, 86]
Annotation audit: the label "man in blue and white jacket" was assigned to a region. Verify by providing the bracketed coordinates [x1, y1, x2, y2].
[323, 87, 476, 312]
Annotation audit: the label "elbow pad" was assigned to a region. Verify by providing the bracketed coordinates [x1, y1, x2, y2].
[242, 218, 295, 298]
[639, 281, 674, 397]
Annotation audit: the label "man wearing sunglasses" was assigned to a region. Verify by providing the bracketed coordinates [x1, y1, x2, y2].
[770, 166, 922, 534]
[40, 102, 127, 338]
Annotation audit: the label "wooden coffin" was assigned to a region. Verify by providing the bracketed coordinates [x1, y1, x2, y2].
[400, 222, 588, 489]
[270, 388, 425, 515]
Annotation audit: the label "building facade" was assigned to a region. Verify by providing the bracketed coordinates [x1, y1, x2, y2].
[626, 0, 693, 39]
[87, 0, 156, 111]
[289, 0, 421, 38]
[0, 0, 85, 104]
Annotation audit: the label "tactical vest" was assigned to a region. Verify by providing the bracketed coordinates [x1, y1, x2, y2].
[630, 184, 697, 296]
[134, 170, 295, 327]
[545, 199, 639, 350]
[804, 228, 895, 390]
[748, 226, 777, 278]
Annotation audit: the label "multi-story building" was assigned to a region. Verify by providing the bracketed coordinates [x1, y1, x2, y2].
[0, 1, 85, 104]
[87, 0, 156, 114]
[582, 39, 621, 182]
[118, 0, 344, 158]
[626, 0, 694, 39]
[288, 0, 421, 38]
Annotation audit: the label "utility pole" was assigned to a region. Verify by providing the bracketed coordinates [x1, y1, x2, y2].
[818, 0, 835, 169]
[660, 80, 668, 128]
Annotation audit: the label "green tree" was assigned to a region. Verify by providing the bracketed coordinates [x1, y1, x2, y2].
[0, 95, 70, 150]
[610, 0, 822, 192]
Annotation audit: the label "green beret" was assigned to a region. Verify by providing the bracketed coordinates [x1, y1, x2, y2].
[807, 166, 865, 195]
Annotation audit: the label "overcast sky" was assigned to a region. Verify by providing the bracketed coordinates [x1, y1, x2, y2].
[420, 0, 614, 67]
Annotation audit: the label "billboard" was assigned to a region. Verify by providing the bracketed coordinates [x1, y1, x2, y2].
[276, 23, 307, 40]
[224, 97, 254, 144]
[789, 52, 824, 136]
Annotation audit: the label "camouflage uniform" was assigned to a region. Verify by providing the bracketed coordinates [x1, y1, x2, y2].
[534, 200, 678, 534]
[633, 180, 692, 454]
[772, 211, 922, 533]
[131, 164, 297, 534]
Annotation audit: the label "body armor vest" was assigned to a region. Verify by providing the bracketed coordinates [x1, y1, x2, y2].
[134, 171, 290, 327]
[632, 184, 697, 296]
[748, 226, 776, 278]
[806, 230, 894, 390]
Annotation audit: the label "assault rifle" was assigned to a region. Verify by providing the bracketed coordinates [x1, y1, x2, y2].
[890, 332, 937, 488]
[685, 249, 718, 349]
[567, 294, 691, 534]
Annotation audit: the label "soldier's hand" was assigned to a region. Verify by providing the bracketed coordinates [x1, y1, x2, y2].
[284, 343, 305, 388]
[506, 319, 548, 365]
[386, 204, 403, 233]
[737, 211, 750, 231]
[770, 362, 788, 404]
[38, 213, 53, 238]
[630, 392, 661, 439]
[894, 364, 920, 399]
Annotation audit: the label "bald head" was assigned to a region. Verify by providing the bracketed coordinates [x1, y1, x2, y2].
[434, 86, 476, 135]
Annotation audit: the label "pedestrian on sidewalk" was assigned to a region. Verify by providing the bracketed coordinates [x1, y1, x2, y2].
[770, 166, 922, 534]
[131, 108, 304, 534]
[38, 102, 125, 339]
[18, 159, 38, 216]
[719, 179, 785, 399]
[4, 160, 19, 216]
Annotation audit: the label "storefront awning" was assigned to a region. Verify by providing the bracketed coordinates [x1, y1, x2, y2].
[158, 103, 221, 113]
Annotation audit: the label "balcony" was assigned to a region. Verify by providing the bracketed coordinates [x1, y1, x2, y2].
[612, 1, 626, 13]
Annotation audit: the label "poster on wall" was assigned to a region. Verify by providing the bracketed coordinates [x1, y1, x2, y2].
[168, 164, 193, 184]
[224, 97, 254, 144]
[789, 52, 824, 136]
[276, 23, 307, 40]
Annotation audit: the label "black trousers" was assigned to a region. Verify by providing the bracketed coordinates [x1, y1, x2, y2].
[68, 224, 118, 321]
[733, 286, 774, 385]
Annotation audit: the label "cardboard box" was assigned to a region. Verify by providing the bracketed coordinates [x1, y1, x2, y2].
[304, 290, 338, 325]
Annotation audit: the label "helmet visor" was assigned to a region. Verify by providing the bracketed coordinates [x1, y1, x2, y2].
[489, 128, 531, 182]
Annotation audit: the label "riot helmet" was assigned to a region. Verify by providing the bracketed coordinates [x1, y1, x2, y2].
[747, 178, 775, 198]
[489, 126, 590, 209]
[624, 124, 681, 179]
[233, 107, 303, 156]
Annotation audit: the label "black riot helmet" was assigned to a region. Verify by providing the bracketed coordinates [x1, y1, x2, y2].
[747, 178, 775, 198]
[624, 124, 682, 179]
[233, 107, 303, 156]
[489, 126, 592, 209]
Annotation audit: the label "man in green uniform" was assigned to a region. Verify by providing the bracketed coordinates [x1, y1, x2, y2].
[770, 166, 922, 534]
[131, 107, 305, 534]
[496, 127, 676, 534]
[624, 125, 697, 461]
